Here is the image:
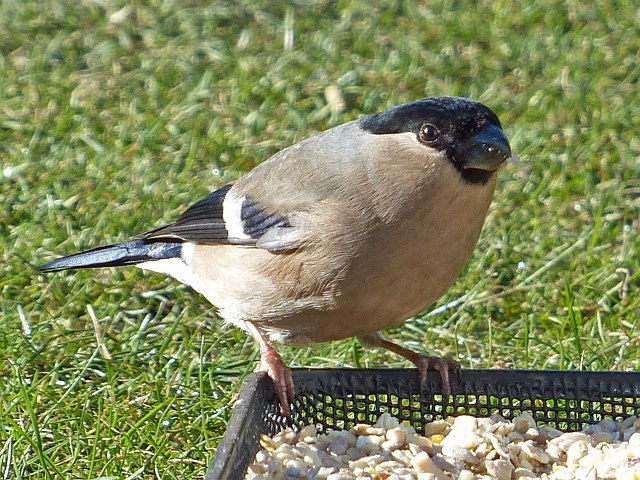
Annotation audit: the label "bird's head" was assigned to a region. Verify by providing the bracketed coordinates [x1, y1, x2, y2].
[359, 96, 511, 185]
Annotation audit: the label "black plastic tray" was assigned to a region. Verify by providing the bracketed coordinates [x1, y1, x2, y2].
[207, 368, 640, 479]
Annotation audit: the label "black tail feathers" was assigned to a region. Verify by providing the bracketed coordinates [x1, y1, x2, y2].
[38, 240, 182, 272]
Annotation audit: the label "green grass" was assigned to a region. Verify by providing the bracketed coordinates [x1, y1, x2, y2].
[1, 0, 638, 477]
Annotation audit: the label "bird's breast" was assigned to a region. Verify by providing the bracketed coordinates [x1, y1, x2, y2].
[263, 172, 498, 343]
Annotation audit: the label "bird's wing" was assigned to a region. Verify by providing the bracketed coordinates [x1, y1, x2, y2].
[143, 183, 302, 253]
[146, 123, 367, 252]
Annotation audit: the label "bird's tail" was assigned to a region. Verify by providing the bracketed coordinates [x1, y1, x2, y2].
[38, 240, 182, 272]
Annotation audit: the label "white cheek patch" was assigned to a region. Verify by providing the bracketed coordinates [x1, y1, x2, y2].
[222, 191, 252, 241]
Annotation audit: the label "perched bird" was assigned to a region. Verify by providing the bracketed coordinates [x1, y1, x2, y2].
[39, 97, 511, 415]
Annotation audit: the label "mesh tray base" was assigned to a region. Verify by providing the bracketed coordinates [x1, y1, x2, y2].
[208, 368, 640, 479]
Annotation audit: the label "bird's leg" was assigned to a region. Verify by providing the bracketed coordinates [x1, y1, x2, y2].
[359, 332, 461, 394]
[244, 321, 295, 416]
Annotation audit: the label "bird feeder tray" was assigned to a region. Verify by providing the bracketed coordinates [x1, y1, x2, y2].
[207, 368, 640, 479]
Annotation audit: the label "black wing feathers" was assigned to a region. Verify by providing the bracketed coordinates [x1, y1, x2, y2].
[145, 184, 232, 243]
[240, 198, 289, 238]
[144, 184, 290, 245]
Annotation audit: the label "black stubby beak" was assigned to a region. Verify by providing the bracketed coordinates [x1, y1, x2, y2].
[458, 124, 511, 172]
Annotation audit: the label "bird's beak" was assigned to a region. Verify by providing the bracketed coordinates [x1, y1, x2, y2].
[458, 124, 511, 171]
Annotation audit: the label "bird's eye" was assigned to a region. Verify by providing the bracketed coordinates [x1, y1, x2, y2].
[419, 124, 440, 143]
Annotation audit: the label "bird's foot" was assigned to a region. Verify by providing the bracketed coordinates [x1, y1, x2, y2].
[259, 346, 295, 417]
[358, 333, 461, 395]
[244, 321, 295, 417]
[414, 355, 461, 395]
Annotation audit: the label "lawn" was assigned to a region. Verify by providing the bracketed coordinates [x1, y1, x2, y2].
[0, 0, 638, 478]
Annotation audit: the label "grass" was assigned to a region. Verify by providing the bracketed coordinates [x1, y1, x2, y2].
[1, 0, 638, 477]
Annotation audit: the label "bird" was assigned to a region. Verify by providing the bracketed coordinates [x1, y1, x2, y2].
[39, 96, 511, 416]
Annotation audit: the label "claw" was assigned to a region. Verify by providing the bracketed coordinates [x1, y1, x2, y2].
[259, 347, 295, 416]
[415, 355, 461, 394]
[360, 332, 461, 394]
